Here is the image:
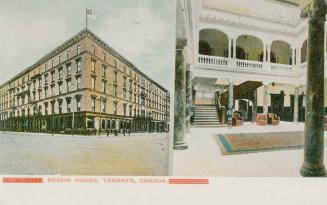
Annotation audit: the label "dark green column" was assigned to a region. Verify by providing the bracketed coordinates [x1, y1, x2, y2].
[173, 39, 188, 150]
[300, 0, 327, 177]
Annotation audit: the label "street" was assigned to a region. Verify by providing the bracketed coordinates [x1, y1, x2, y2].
[0, 132, 169, 176]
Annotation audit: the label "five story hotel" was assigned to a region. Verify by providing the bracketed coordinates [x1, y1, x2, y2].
[0, 29, 170, 134]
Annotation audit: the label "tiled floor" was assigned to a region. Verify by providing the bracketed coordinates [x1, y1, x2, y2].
[173, 122, 327, 177]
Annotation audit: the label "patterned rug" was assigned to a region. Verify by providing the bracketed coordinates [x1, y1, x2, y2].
[215, 131, 306, 155]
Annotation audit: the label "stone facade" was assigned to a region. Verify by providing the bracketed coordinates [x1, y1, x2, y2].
[0, 29, 170, 134]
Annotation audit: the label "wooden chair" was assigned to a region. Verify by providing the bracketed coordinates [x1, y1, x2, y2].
[268, 113, 280, 125]
[256, 114, 268, 126]
[232, 112, 244, 126]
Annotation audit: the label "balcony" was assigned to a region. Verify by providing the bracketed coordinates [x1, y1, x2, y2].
[198, 55, 295, 74]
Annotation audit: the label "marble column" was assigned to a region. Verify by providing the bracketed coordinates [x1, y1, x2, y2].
[263, 83, 269, 114]
[227, 81, 234, 126]
[252, 89, 257, 124]
[228, 38, 232, 58]
[185, 67, 192, 133]
[174, 39, 188, 150]
[293, 86, 299, 123]
[292, 48, 296, 66]
[267, 44, 271, 63]
[300, 0, 327, 177]
[233, 39, 236, 59]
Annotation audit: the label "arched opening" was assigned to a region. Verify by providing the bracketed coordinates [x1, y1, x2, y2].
[301, 40, 307, 63]
[236, 35, 263, 62]
[270, 40, 292, 65]
[199, 29, 229, 57]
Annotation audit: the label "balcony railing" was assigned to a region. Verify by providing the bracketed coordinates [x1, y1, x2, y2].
[198, 54, 295, 74]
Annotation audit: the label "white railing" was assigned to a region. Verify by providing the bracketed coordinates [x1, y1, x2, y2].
[235, 59, 263, 70]
[198, 54, 298, 74]
[300, 62, 307, 70]
[270, 63, 293, 72]
[198, 55, 228, 67]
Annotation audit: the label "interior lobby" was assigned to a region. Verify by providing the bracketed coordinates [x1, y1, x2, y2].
[174, 0, 327, 176]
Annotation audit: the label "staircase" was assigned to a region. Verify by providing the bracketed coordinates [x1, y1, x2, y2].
[192, 105, 222, 127]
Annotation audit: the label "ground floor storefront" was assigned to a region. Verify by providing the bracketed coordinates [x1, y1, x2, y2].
[0, 112, 169, 135]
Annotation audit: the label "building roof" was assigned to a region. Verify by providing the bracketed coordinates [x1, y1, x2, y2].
[0, 28, 168, 92]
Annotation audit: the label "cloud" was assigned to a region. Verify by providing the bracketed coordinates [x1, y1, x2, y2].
[0, 12, 67, 84]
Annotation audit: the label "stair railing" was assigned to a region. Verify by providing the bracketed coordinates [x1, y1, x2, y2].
[215, 91, 226, 124]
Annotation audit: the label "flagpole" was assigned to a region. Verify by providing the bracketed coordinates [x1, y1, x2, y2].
[86, 8, 88, 29]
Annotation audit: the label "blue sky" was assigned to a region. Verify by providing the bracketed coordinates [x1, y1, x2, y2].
[0, 0, 176, 91]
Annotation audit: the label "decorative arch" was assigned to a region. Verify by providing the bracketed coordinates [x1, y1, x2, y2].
[236, 35, 263, 62]
[271, 40, 292, 65]
[199, 29, 229, 57]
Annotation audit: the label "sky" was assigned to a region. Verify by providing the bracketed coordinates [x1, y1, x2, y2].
[0, 0, 176, 91]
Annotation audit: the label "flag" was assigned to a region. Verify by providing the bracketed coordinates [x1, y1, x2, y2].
[86, 9, 96, 20]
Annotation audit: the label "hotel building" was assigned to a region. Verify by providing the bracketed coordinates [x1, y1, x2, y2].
[0, 29, 170, 134]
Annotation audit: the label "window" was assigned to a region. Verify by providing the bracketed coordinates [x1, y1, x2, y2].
[76, 77, 81, 89]
[113, 85, 117, 97]
[129, 80, 132, 89]
[67, 50, 71, 59]
[129, 105, 132, 117]
[58, 101, 62, 114]
[92, 45, 96, 54]
[129, 91, 132, 101]
[113, 102, 117, 115]
[103, 52, 106, 61]
[123, 76, 126, 87]
[44, 74, 48, 84]
[123, 104, 126, 116]
[66, 79, 71, 92]
[102, 65, 106, 77]
[51, 86, 54, 96]
[91, 77, 96, 90]
[44, 87, 48, 97]
[45, 103, 48, 115]
[51, 71, 55, 82]
[76, 98, 81, 112]
[102, 80, 106, 93]
[77, 45, 81, 55]
[58, 83, 63, 94]
[52, 60, 55, 67]
[67, 64, 72, 76]
[113, 71, 117, 83]
[58, 67, 63, 78]
[45, 63, 48, 70]
[76, 60, 81, 72]
[91, 60, 96, 72]
[123, 88, 126, 98]
[91, 97, 96, 112]
[100, 99, 106, 113]
[59, 55, 62, 64]
[67, 100, 71, 113]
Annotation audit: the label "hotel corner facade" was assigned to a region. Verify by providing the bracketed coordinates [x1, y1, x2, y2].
[0, 29, 170, 135]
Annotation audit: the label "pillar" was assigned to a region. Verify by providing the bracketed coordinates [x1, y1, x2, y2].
[174, 39, 188, 150]
[227, 80, 234, 126]
[228, 38, 232, 58]
[294, 86, 299, 123]
[267, 44, 271, 63]
[233, 38, 236, 58]
[185, 67, 192, 133]
[300, 0, 327, 177]
[263, 44, 267, 62]
[252, 89, 257, 123]
[263, 83, 269, 114]
[292, 48, 296, 66]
